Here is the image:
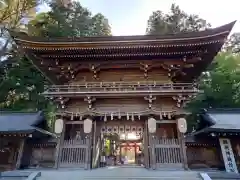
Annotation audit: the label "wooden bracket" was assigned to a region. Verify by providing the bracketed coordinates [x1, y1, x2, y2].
[172, 94, 195, 107]
[84, 96, 96, 110]
[90, 64, 100, 79]
[55, 97, 70, 109]
[140, 63, 151, 78]
[144, 94, 156, 109]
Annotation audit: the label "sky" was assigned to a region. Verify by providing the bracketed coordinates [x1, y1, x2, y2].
[38, 0, 240, 36]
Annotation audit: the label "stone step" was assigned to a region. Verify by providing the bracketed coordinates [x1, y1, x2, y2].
[10, 168, 202, 180]
[38, 177, 202, 180]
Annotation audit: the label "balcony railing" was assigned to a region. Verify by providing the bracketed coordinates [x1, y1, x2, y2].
[43, 81, 199, 97]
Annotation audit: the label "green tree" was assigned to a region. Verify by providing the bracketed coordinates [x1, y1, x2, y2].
[0, 57, 48, 111]
[0, 0, 39, 57]
[187, 53, 240, 113]
[146, 3, 210, 35]
[28, 1, 112, 37]
[0, 0, 112, 129]
[185, 53, 240, 131]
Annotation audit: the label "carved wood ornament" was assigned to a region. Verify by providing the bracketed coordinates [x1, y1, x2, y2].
[84, 96, 96, 110]
[172, 94, 195, 107]
[144, 94, 156, 109]
[140, 63, 151, 78]
[90, 64, 100, 79]
[54, 97, 70, 109]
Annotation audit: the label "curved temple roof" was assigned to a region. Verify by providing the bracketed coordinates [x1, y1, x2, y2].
[10, 21, 235, 45]
[191, 109, 240, 136]
[9, 21, 236, 84]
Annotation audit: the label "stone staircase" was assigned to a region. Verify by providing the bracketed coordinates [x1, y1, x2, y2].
[35, 167, 202, 180]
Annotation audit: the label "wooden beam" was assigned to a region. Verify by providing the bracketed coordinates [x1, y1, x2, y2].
[65, 121, 84, 125]
[156, 120, 176, 124]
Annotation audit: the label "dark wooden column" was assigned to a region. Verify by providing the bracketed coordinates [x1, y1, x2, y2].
[91, 120, 97, 168]
[149, 133, 156, 169]
[54, 121, 66, 168]
[85, 133, 92, 170]
[177, 122, 188, 169]
[15, 139, 25, 169]
[180, 133, 188, 169]
[143, 121, 150, 168]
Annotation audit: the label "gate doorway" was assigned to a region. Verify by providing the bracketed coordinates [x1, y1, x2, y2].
[99, 122, 144, 167]
[120, 141, 143, 165]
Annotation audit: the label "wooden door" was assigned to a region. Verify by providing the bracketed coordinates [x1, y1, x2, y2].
[58, 123, 91, 168]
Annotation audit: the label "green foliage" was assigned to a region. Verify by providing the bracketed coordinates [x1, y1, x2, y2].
[187, 53, 240, 113]
[0, 56, 57, 129]
[146, 3, 210, 35]
[0, 0, 112, 130]
[0, 57, 48, 111]
[28, 1, 112, 37]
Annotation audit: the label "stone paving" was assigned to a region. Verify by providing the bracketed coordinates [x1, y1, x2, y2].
[35, 167, 201, 180]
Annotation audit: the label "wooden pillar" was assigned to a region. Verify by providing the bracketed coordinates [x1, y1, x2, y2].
[54, 136, 61, 168]
[176, 122, 188, 170]
[85, 133, 92, 170]
[84, 118, 93, 170]
[91, 120, 97, 168]
[15, 139, 25, 169]
[54, 121, 66, 168]
[143, 121, 150, 168]
[150, 133, 156, 169]
[180, 133, 188, 169]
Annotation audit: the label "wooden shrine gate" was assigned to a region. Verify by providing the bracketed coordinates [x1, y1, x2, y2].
[58, 138, 91, 168]
[58, 129, 91, 169]
[150, 138, 183, 169]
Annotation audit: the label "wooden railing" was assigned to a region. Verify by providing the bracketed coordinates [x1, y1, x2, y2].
[153, 138, 182, 167]
[63, 139, 88, 146]
[43, 81, 199, 95]
[154, 138, 180, 145]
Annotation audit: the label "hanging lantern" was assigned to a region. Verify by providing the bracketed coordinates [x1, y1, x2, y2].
[177, 118, 187, 133]
[83, 118, 92, 133]
[54, 119, 64, 134]
[104, 114, 107, 122]
[147, 117, 156, 133]
[111, 113, 113, 120]
[131, 114, 134, 121]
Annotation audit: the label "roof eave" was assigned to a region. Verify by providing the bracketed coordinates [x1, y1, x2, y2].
[9, 21, 236, 46]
